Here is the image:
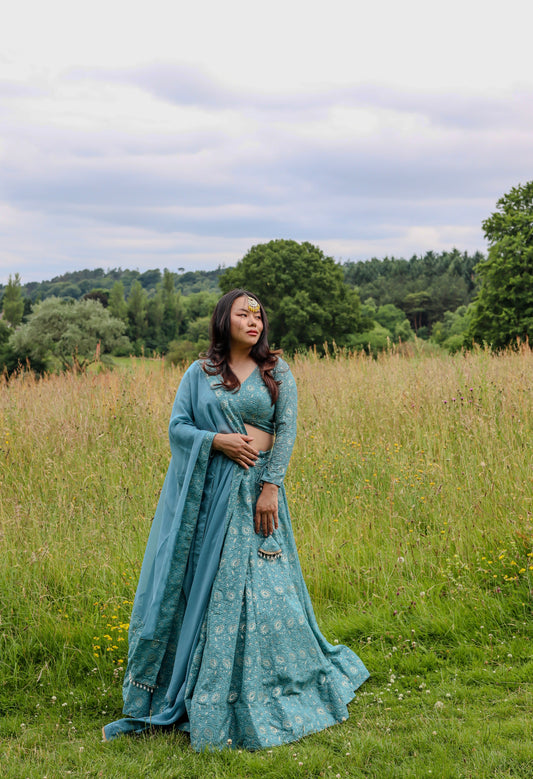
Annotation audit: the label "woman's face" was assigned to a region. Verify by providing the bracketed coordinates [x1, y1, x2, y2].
[229, 295, 264, 350]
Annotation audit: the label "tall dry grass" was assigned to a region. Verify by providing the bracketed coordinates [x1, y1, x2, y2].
[292, 347, 532, 610]
[0, 349, 532, 777]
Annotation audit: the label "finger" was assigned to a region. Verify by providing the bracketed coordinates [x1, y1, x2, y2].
[256, 509, 268, 534]
[242, 453, 258, 464]
[234, 450, 254, 465]
[235, 446, 256, 459]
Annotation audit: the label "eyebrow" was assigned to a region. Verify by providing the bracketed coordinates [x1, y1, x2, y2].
[236, 306, 259, 313]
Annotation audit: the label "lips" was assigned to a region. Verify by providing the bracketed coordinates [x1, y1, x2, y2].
[247, 330, 258, 336]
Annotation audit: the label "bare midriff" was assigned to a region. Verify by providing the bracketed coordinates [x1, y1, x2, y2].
[244, 423, 274, 452]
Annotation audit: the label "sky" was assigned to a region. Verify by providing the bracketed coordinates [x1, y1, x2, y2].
[1, 0, 532, 285]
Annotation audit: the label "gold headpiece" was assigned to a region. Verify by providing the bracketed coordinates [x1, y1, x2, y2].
[247, 296, 260, 313]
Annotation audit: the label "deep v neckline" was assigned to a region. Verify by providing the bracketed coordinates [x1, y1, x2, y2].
[234, 363, 258, 387]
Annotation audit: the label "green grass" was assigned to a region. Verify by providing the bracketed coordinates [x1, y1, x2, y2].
[1, 347, 532, 778]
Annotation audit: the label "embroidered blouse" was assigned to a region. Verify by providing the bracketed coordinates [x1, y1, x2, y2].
[204, 357, 297, 487]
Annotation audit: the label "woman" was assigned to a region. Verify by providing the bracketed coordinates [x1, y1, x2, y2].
[103, 289, 369, 750]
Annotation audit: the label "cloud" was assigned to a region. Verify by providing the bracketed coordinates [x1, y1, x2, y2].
[0, 80, 48, 99]
[4, 61, 532, 283]
[67, 62, 533, 133]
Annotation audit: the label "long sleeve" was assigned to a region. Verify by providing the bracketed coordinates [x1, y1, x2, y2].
[168, 363, 217, 469]
[261, 360, 297, 487]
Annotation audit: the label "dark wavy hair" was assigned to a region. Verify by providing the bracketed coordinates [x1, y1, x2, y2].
[203, 288, 281, 403]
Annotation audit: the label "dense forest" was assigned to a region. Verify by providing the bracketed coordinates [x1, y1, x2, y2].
[343, 249, 481, 333]
[0, 249, 484, 373]
[1, 266, 224, 303]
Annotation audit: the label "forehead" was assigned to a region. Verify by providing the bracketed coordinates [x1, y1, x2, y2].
[231, 295, 255, 312]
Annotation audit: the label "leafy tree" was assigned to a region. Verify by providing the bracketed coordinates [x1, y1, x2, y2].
[145, 290, 165, 352]
[181, 290, 219, 325]
[83, 289, 109, 307]
[426, 275, 469, 323]
[185, 315, 211, 343]
[220, 240, 364, 352]
[57, 282, 83, 299]
[160, 269, 183, 345]
[373, 303, 414, 341]
[175, 268, 224, 294]
[138, 268, 162, 289]
[431, 305, 472, 353]
[23, 297, 33, 320]
[126, 281, 148, 349]
[108, 281, 128, 321]
[17, 266, 222, 304]
[348, 322, 393, 355]
[0, 319, 19, 373]
[2, 273, 24, 327]
[9, 297, 130, 372]
[343, 250, 481, 336]
[468, 181, 533, 348]
[166, 339, 199, 365]
[142, 271, 184, 353]
[352, 300, 413, 355]
[402, 291, 431, 332]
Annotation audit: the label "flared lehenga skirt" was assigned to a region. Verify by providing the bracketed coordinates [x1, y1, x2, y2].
[104, 451, 369, 750]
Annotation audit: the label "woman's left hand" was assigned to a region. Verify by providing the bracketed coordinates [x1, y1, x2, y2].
[254, 482, 279, 537]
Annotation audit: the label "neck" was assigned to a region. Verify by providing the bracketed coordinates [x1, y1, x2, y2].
[228, 346, 253, 364]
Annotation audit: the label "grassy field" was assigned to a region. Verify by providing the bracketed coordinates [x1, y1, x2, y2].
[1, 347, 532, 778]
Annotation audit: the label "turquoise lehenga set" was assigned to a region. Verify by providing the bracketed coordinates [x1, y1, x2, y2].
[103, 358, 369, 750]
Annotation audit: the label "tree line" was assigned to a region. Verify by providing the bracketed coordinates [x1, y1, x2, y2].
[0, 247, 458, 372]
[1, 181, 532, 373]
[0, 269, 221, 373]
[0, 266, 223, 305]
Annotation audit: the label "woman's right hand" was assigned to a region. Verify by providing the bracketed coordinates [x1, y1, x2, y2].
[212, 433, 259, 469]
